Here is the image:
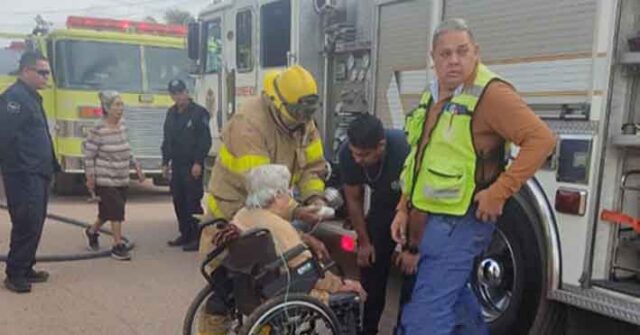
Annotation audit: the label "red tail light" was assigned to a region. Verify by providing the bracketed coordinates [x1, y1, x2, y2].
[78, 106, 103, 118]
[340, 235, 356, 253]
[555, 188, 587, 216]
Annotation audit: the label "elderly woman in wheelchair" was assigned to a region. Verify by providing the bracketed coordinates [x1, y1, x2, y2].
[184, 164, 365, 335]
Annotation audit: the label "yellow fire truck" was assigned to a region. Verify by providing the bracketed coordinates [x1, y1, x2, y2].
[0, 16, 192, 194]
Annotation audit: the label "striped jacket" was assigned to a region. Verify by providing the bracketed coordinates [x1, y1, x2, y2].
[83, 120, 138, 187]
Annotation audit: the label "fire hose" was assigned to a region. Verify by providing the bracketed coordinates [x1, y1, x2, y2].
[0, 203, 135, 262]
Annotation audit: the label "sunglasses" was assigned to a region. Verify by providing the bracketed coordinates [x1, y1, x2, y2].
[30, 68, 50, 77]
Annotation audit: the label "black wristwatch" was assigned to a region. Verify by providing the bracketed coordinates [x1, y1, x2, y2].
[402, 243, 419, 255]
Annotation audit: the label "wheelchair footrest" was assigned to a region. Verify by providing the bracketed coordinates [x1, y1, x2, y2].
[329, 293, 362, 334]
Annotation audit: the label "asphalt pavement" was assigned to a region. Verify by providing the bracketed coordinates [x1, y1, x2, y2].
[0, 181, 400, 334]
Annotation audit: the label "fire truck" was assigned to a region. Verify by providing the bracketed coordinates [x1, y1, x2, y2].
[0, 16, 192, 194]
[187, 0, 640, 333]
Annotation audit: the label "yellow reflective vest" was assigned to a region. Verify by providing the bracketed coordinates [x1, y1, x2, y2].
[401, 64, 507, 215]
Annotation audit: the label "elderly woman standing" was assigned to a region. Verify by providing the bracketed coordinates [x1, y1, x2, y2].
[83, 90, 145, 260]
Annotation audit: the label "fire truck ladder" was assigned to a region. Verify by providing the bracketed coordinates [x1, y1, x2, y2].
[597, 170, 640, 297]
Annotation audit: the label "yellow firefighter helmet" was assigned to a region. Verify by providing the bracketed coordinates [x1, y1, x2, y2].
[263, 65, 320, 125]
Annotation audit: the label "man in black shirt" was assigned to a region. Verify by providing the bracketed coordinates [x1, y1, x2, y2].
[338, 114, 410, 334]
[0, 52, 60, 293]
[161, 79, 212, 251]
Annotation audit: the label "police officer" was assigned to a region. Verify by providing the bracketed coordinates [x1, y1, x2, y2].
[338, 114, 411, 334]
[0, 52, 60, 293]
[162, 79, 212, 252]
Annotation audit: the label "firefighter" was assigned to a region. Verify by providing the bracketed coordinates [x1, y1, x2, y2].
[162, 79, 212, 252]
[197, 64, 331, 335]
[0, 52, 60, 293]
[392, 19, 556, 334]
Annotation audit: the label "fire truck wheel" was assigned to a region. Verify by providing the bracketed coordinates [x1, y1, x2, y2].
[475, 192, 565, 335]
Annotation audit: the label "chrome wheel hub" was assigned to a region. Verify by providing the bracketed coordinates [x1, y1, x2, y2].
[472, 228, 517, 323]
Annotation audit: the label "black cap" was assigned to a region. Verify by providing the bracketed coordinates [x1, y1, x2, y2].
[168, 79, 187, 94]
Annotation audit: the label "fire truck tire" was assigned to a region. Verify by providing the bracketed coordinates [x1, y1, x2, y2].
[486, 193, 565, 335]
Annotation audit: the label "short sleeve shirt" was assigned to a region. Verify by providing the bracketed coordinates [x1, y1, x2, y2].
[338, 129, 409, 212]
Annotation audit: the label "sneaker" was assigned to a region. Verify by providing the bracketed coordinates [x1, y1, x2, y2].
[182, 239, 199, 252]
[4, 277, 31, 293]
[25, 269, 49, 283]
[168, 235, 188, 247]
[85, 227, 100, 251]
[111, 244, 131, 261]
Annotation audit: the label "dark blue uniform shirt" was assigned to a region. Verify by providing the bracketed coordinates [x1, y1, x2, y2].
[339, 129, 410, 212]
[161, 100, 212, 166]
[0, 80, 59, 176]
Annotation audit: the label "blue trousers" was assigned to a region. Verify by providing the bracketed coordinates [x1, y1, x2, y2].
[398, 208, 495, 335]
[3, 172, 50, 279]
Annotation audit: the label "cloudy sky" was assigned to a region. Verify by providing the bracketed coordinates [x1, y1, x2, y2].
[0, 0, 213, 33]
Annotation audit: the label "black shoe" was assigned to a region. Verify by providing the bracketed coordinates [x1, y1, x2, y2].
[182, 240, 199, 252]
[168, 235, 188, 247]
[4, 277, 31, 293]
[25, 269, 49, 283]
[111, 244, 132, 261]
[85, 227, 100, 251]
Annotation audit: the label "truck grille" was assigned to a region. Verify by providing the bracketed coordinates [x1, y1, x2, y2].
[123, 107, 166, 158]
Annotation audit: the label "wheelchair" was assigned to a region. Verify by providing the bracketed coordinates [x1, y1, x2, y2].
[183, 220, 362, 335]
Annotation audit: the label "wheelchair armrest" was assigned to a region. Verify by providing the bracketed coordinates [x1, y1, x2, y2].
[255, 243, 308, 281]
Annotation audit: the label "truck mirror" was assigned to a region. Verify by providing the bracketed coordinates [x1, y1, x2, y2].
[187, 22, 200, 61]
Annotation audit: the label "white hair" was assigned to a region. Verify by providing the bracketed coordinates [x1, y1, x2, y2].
[98, 90, 121, 116]
[245, 164, 291, 209]
[432, 18, 476, 48]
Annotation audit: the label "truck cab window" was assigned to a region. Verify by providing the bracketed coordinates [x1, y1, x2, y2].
[55, 40, 142, 92]
[260, 0, 291, 68]
[145, 46, 193, 93]
[236, 10, 253, 72]
[205, 19, 223, 73]
[0, 40, 24, 76]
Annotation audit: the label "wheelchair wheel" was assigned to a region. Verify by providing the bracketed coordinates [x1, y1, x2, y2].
[240, 293, 341, 335]
[183, 285, 213, 335]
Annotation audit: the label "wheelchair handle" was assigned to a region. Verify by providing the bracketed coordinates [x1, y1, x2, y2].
[200, 228, 272, 283]
[198, 218, 229, 233]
